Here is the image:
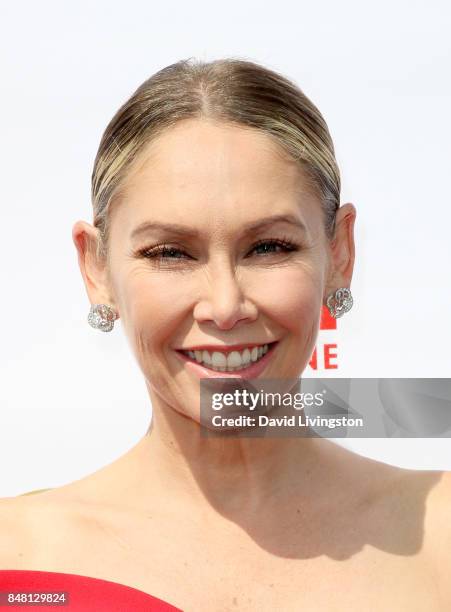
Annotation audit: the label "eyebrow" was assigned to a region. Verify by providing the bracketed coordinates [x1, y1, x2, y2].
[130, 213, 307, 240]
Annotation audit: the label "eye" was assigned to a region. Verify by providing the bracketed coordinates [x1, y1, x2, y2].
[137, 245, 190, 260]
[248, 239, 298, 256]
[136, 238, 299, 263]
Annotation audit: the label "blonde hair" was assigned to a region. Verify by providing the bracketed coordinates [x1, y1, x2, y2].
[91, 57, 341, 259]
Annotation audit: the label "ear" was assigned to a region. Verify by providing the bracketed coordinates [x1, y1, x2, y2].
[72, 220, 118, 313]
[323, 203, 356, 302]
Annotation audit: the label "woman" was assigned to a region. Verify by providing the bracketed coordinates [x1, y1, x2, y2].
[1, 58, 450, 611]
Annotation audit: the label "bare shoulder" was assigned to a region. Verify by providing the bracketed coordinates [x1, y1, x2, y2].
[0, 495, 39, 568]
[363, 466, 451, 605]
[422, 471, 451, 602]
[423, 470, 451, 543]
[424, 468, 451, 525]
[0, 492, 102, 570]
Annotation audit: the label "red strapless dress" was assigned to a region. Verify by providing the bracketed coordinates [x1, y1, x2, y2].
[0, 570, 183, 611]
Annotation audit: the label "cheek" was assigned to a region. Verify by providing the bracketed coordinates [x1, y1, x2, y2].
[116, 259, 324, 349]
[249, 264, 324, 331]
[115, 270, 183, 362]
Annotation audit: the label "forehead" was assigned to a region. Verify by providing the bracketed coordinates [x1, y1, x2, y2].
[112, 119, 322, 237]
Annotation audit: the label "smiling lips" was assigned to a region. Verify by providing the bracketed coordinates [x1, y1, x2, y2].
[177, 342, 277, 373]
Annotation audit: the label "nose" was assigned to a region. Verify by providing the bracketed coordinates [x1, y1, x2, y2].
[193, 260, 258, 330]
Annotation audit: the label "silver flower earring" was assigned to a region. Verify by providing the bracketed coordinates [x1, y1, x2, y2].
[87, 304, 118, 332]
[326, 287, 353, 318]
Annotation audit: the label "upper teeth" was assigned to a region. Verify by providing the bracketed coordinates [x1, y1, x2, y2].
[182, 344, 270, 372]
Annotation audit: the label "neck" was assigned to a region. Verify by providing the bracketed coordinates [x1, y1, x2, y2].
[124, 389, 343, 522]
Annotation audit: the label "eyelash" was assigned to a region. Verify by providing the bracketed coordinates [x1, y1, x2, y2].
[137, 238, 299, 261]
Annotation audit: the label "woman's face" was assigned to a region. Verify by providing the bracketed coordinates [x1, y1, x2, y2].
[90, 119, 343, 423]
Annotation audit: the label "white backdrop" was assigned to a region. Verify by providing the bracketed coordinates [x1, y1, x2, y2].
[1, 0, 450, 497]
